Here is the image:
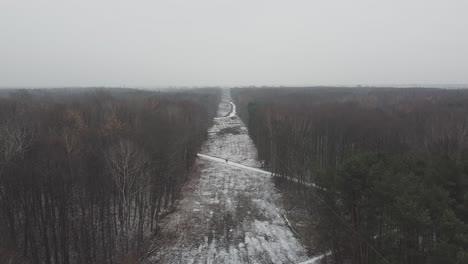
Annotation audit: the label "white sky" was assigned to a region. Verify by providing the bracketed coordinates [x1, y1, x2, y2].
[1, 0, 468, 87]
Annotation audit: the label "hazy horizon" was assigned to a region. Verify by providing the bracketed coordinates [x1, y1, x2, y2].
[2, 0, 468, 87]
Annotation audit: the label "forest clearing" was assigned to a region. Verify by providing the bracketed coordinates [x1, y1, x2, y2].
[144, 90, 316, 264]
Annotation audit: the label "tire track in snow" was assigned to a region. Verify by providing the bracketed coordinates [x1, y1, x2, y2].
[196, 153, 326, 191]
[196, 153, 271, 176]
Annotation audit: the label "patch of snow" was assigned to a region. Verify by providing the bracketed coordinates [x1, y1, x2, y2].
[298, 251, 332, 264]
[145, 90, 310, 264]
[197, 153, 271, 176]
[228, 101, 237, 117]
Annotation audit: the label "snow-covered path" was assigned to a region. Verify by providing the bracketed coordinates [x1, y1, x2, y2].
[196, 153, 326, 191]
[146, 90, 311, 264]
[196, 153, 271, 176]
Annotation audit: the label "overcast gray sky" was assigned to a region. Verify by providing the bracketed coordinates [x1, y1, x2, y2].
[1, 0, 467, 87]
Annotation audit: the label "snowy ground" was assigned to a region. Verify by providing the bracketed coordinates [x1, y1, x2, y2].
[146, 90, 312, 264]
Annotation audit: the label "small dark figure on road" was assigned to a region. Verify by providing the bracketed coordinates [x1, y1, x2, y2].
[225, 159, 228, 162]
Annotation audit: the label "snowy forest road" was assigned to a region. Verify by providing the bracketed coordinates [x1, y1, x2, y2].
[196, 153, 326, 191]
[145, 90, 315, 264]
[196, 153, 271, 176]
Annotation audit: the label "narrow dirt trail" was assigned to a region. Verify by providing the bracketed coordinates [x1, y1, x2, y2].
[146, 90, 310, 264]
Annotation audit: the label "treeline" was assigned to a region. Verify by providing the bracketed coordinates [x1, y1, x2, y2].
[0, 88, 220, 263]
[232, 87, 468, 264]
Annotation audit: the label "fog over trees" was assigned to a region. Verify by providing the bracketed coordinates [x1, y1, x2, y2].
[0, 88, 220, 263]
[2, 1, 468, 263]
[232, 87, 468, 264]
[1, 86, 468, 264]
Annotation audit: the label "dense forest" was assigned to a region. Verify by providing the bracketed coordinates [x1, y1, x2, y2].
[232, 87, 468, 264]
[0, 88, 220, 263]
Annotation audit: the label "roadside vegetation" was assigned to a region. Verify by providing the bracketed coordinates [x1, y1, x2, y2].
[0, 88, 220, 263]
[232, 87, 468, 264]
